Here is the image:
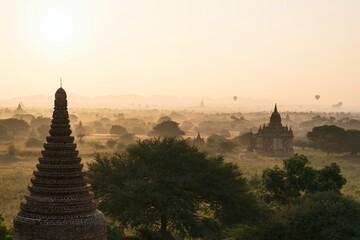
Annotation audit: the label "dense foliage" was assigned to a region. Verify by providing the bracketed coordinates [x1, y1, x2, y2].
[262, 154, 346, 203]
[88, 137, 257, 239]
[110, 125, 128, 135]
[0, 213, 13, 240]
[232, 192, 360, 240]
[149, 121, 185, 137]
[307, 125, 360, 155]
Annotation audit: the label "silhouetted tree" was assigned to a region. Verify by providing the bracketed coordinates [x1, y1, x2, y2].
[30, 116, 51, 130]
[75, 121, 87, 143]
[0, 125, 12, 141]
[25, 138, 43, 148]
[346, 129, 360, 156]
[119, 133, 136, 145]
[0, 118, 30, 138]
[36, 124, 49, 139]
[273, 192, 360, 240]
[109, 125, 127, 136]
[88, 138, 257, 239]
[262, 154, 346, 203]
[307, 125, 347, 155]
[234, 131, 256, 151]
[231, 192, 360, 240]
[105, 139, 117, 149]
[157, 116, 172, 124]
[207, 134, 236, 153]
[149, 121, 185, 137]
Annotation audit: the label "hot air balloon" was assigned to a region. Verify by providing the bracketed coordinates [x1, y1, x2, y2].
[233, 96, 238, 101]
[315, 95, 320, 100]
[332, 102, 343, 108]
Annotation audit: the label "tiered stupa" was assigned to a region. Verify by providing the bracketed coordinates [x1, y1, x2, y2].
[13, 87, 107, 240]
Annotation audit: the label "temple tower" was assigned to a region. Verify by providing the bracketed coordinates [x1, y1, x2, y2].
[252, 104, 294, 154]
[13, 87, 107, 240]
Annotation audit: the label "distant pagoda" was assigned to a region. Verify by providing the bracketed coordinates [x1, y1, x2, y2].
[13, 87, 107, 240]
[253, 104, 294, 154]
[193, 132, 205, 148]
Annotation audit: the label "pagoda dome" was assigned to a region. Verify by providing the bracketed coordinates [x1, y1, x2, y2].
[269, 104, 282, 126]
[55, 87, 67, 108]
[55, 87, 67, 99]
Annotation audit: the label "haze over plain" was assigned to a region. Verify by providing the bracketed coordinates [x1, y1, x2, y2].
[0, 0, 359, 107]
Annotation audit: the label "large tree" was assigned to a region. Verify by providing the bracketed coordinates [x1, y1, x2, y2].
[307, 125, 348, 154]
[88, 137, 257, 239]
[0, 118, 30, 138]
[347, 129, 360, 156]
[231, 192, 360, 240]
[109, 124, 127, 136]
[262, 154, 346, 203]
[149, 120, 185, 137]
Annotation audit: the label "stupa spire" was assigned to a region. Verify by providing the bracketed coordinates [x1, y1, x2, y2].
[13, 87, 107, 240]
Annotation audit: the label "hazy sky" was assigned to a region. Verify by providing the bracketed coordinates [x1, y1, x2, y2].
[0, 0, 359, 105]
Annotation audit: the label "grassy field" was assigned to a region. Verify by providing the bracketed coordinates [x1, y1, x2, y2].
[0, 146, 359, 226]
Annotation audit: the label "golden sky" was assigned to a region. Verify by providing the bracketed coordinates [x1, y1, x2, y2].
[0, 0, 359, 105]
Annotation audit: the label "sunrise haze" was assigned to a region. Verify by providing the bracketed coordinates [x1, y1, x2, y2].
[1, 0, 359, 106]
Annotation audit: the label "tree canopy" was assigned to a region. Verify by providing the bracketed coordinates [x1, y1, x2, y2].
[231, 192, 360, 240]
[149, 120, 185, 137]
[262, 154, 346, 203]
[109, 125, 127, 136]
[307, 125, 360, 155]
[0, 118, 30, 137]
[87, 137, 257, 239]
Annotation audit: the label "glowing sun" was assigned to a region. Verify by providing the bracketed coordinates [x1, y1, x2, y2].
[30, 3, 82, 51]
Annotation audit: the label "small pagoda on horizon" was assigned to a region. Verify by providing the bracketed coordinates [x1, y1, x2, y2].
[13, 87, 107, 240]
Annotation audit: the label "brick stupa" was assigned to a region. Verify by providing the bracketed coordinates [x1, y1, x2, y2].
[13, 87, 107, 240]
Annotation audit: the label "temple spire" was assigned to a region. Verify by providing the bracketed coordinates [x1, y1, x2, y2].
[274, 103, 278, 113]
[13, 87, 107, 240]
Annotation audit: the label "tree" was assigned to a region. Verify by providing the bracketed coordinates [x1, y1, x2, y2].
[207, 134, 237, 153]
[119, 133, 136, 145]
[88, 138, 257, 239]
[30, 116, 51, 130]
[0, 118, 30, 138]
[346, 129, 360, 156]
[75, 121, 87, 143]
[149, 121, 185, 137]
[262, 154, 346, 203]
[273, 192, 360, 240]
[25, 138, 43, 148]
[109, 125, 127, 136]
[219, 129, 231, 138]
[180, 121, 194, 132]
[307, 125, 347, 155]
[0, 125, 12, 141]
[157, 116, 172, 124]
[37, 124, 49, 139]
[105, 139, 117, 149]
[230, 192, 360, 240]
[233, 132, 255, 151]
[0, 213, 13, 240]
